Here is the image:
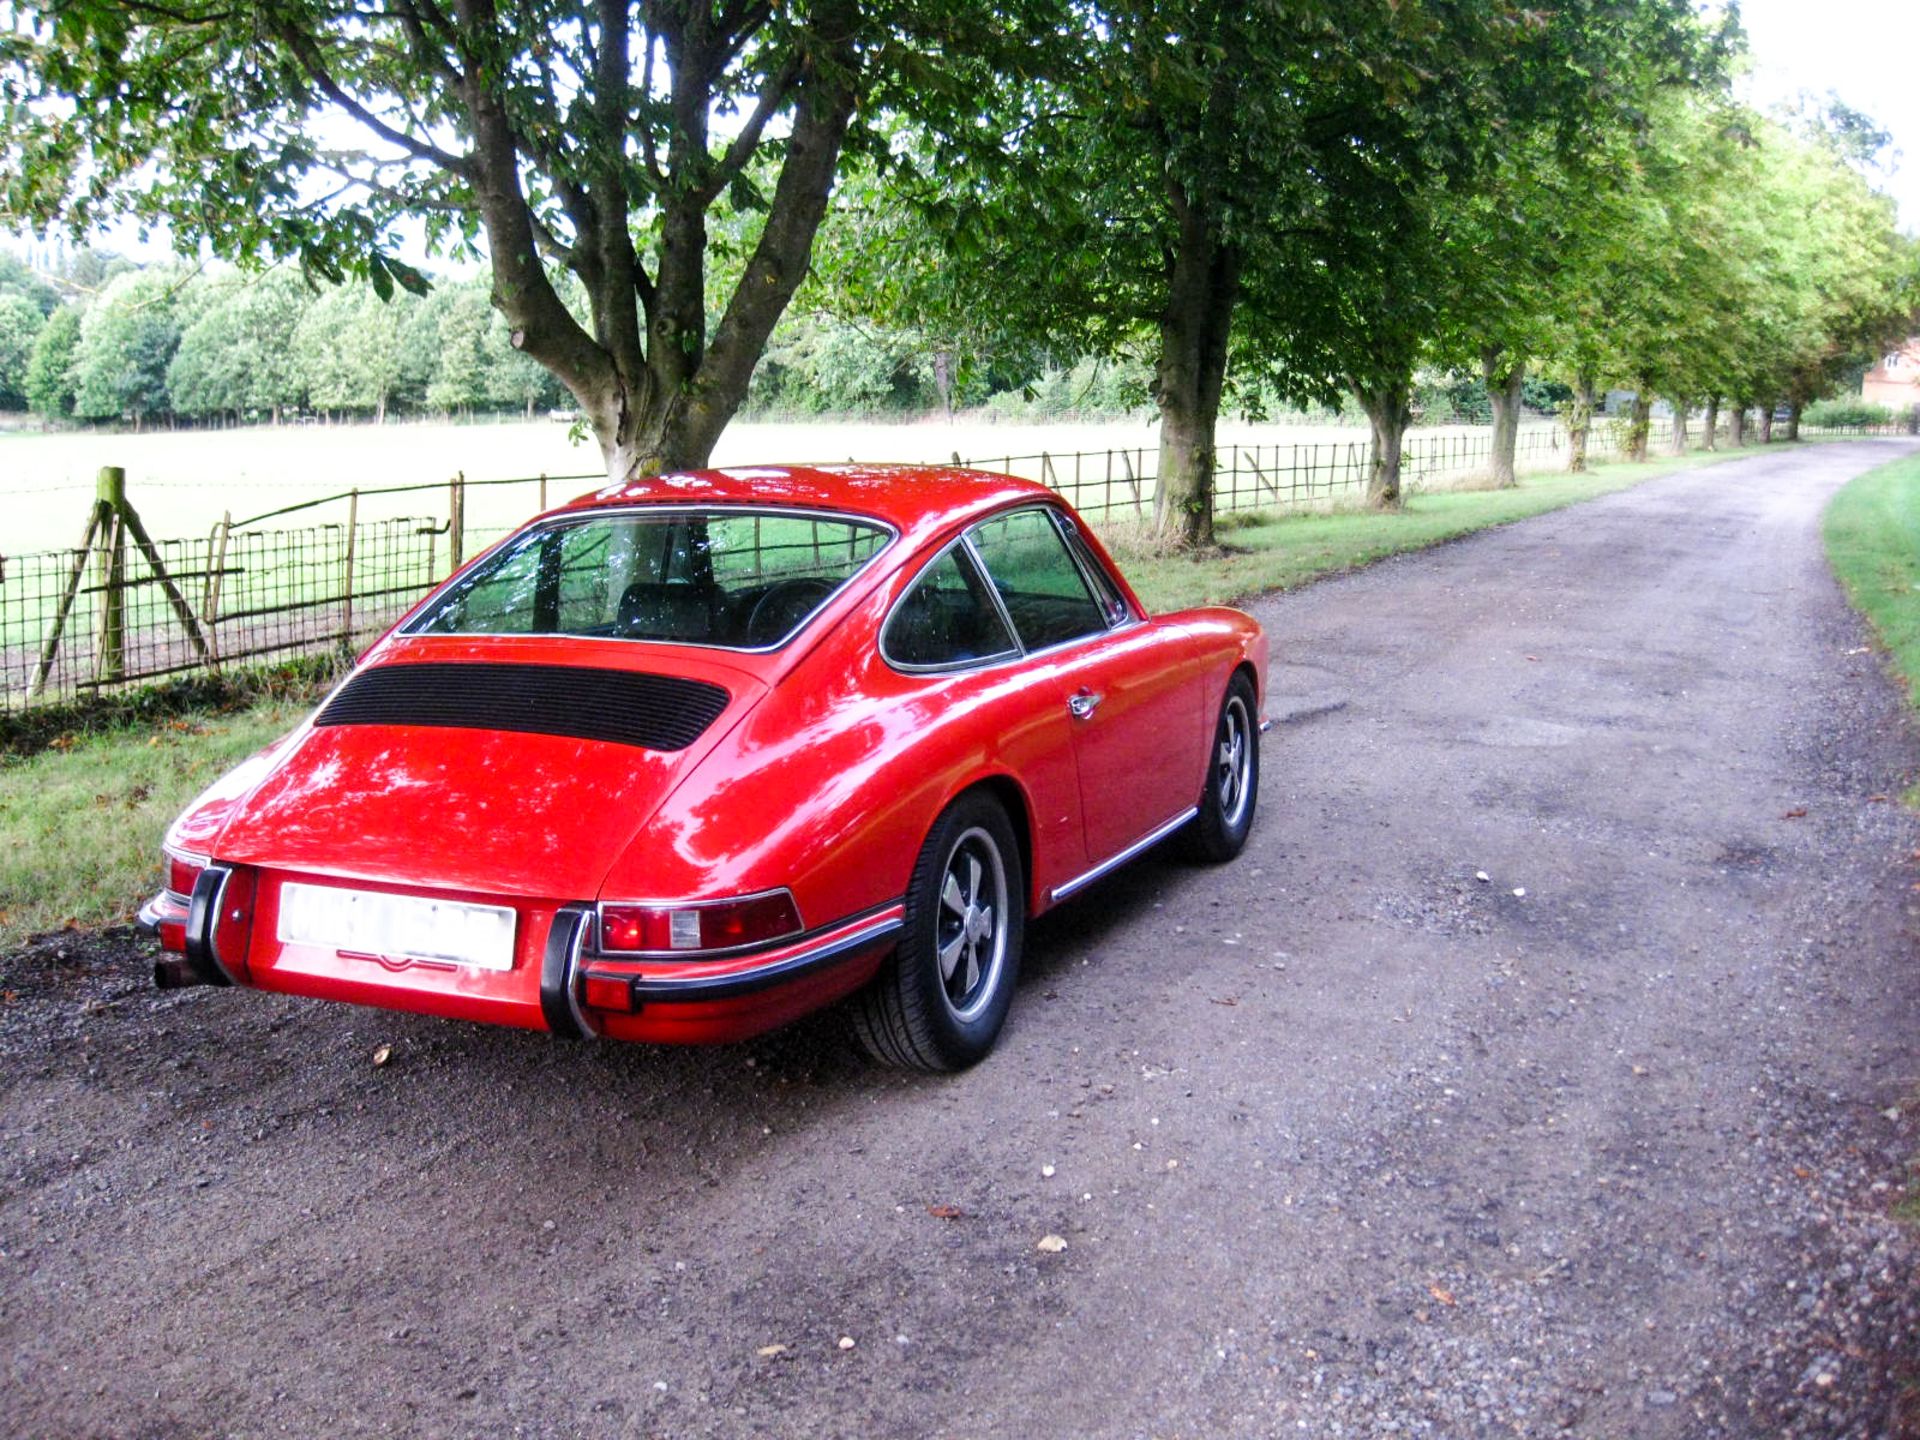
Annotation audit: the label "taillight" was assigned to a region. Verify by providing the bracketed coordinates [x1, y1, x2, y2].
[165, 848, 209, 901]
[598, 891, 803, 955]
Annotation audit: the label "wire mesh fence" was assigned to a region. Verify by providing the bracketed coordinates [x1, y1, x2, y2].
[1, 413, 1883, 711]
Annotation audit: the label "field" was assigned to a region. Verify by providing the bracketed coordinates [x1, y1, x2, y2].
[0, 413, 1567, 555]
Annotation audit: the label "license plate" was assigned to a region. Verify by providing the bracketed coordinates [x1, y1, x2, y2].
[278, 882, 517, 972]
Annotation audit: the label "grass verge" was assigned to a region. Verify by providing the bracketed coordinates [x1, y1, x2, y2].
[1824, 452, 1920, 722]
[0, 700, 310, 950]
[0, 444, 1745, 951]
[1116, 449, 1749, 612]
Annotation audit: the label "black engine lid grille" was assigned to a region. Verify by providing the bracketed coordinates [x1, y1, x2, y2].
[315, 662, 732, 752]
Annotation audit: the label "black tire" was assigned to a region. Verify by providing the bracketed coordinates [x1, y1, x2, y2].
[1179, 671, 1259, 863]
[853, 791, 1026, 1071]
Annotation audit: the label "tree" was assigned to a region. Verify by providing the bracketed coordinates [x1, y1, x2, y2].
[294, 285, 411, 421]
[167, 270, 309, 421]
[0, 292, 44, 408]
[24, 300, 78, 418]
[69, 268, 182, 424]
[2, 2, 1061, 479]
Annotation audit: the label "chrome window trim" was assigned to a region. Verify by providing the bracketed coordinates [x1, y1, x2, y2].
[1048, 806, 1199, 903]
[967, 503, 1121, 654]
[401, 503, 899, 654]
[877, 534, 1023, 676]
[1053, 512, 1138, 626]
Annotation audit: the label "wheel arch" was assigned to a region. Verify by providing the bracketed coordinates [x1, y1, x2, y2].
[953, 773, 1036, 914]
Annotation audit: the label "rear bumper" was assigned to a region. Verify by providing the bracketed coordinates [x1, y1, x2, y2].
[143, 868, 902, 1047]
[573, 904, 904, 1044]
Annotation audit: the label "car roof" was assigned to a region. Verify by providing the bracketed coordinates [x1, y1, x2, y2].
[557, 463, 1059, 542]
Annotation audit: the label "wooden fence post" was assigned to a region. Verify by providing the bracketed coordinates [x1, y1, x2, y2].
[340, 488, 359, 651]
[449, 471, 466, 573]
[96, 466, 127, 682]
[28, 500, 106, 697]
[204, 513, 231, 666]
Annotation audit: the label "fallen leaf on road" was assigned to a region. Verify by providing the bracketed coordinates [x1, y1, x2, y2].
[926, 1204, 965, 1220]
[1210, 997, 1238, 1007]
[1428, 1284, 1458, 1307]
[756, 1344, 788, 1359]
[1036, 1234, 1068, 1254]
[1793, 1165, 1812, 1179]
[1525, 655, 1540, 662]
[1868, 795, 1888, 803]
[1781, 809, 1807, 819]
[371, 1044, 393, 1067]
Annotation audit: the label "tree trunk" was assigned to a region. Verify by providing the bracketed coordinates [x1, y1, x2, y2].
[932, 350, 954, 420]
[1482, 348, 1524, 487]
[1727, 403, 1746, 448]
[1760, 404, 1775, 444]
[1668, 398, 1689, 454]
[1151, 184, 1240, 549]
[1567, 370, 1597, 474]
[1356, 379, 1413, 510]
[1785, 402, 1802, 441]
[1700, 395, 1719, 451]
[1626, 393, 1652, 462]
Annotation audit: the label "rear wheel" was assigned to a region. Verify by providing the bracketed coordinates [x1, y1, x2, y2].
[853, 792, 1025, 1071]
[1179, 672, 1258, 862]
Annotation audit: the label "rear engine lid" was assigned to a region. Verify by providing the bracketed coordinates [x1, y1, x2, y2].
[207, 652, 764, 898]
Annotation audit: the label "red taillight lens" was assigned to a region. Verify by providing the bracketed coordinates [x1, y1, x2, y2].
[700, 892, 803, 950]
[166, 850, 208, 900]
[598, 892, 803, 954]
[582, 975, 636, 1013]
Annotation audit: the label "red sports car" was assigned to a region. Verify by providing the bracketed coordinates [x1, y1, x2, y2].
[140, 465, 1266, 1069]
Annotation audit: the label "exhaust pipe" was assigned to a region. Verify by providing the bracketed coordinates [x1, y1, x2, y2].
[153, 957, 212, 989]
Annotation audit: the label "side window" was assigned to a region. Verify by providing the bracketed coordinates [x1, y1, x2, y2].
[1059, 518, 1134, 625]
[967, 508, 1109, 650]
[883, 545, 1019, 669]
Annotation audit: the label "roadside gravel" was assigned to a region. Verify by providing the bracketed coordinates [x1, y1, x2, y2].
[2, 440, 1916, 1438]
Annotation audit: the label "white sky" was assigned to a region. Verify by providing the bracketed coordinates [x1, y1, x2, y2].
[1733, 0, 1920, 229]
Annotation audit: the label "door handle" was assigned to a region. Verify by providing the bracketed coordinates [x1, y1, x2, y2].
[1068, 690, 1102, 720]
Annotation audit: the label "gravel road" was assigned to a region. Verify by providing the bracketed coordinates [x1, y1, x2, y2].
[4, 441, 1919, 1439]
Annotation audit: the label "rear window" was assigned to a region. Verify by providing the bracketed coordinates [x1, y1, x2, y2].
[411, 510, 891, 649]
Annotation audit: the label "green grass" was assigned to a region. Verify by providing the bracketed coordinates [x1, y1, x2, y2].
[1825, 452, 1920, 720]
[1115, 449, 1746, 612]
[0, 700, 305, 949]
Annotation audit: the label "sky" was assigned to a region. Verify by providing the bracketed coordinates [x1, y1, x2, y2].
[1732, 0, 1920, 229]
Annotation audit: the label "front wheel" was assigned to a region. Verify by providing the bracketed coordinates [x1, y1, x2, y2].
[1179, 672, 1259, 863]
[853, 792, 1026, 1071]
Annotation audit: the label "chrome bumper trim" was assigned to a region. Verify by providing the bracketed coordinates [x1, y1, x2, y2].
[618, 912, 904, 1002]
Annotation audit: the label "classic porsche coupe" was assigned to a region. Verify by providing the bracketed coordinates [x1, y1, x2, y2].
[140, 465, 1266, 1069]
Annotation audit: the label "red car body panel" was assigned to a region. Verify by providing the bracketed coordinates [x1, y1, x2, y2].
[142, 465, 1268, 1049]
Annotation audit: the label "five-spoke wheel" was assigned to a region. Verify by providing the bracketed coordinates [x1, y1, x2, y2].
[854, 791, 1025, 1071]
[1180, 671, 1259, 862]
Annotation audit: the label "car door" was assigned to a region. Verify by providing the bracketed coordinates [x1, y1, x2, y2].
[966, 506, 1205, 867]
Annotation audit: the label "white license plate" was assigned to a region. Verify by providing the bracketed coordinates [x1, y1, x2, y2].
[278, 882, 517, 972]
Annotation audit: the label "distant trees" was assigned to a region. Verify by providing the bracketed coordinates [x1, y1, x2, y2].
[1, 261, 568, 426]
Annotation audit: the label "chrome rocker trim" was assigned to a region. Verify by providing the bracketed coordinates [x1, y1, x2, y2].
[1048, 806, 1199, 904]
